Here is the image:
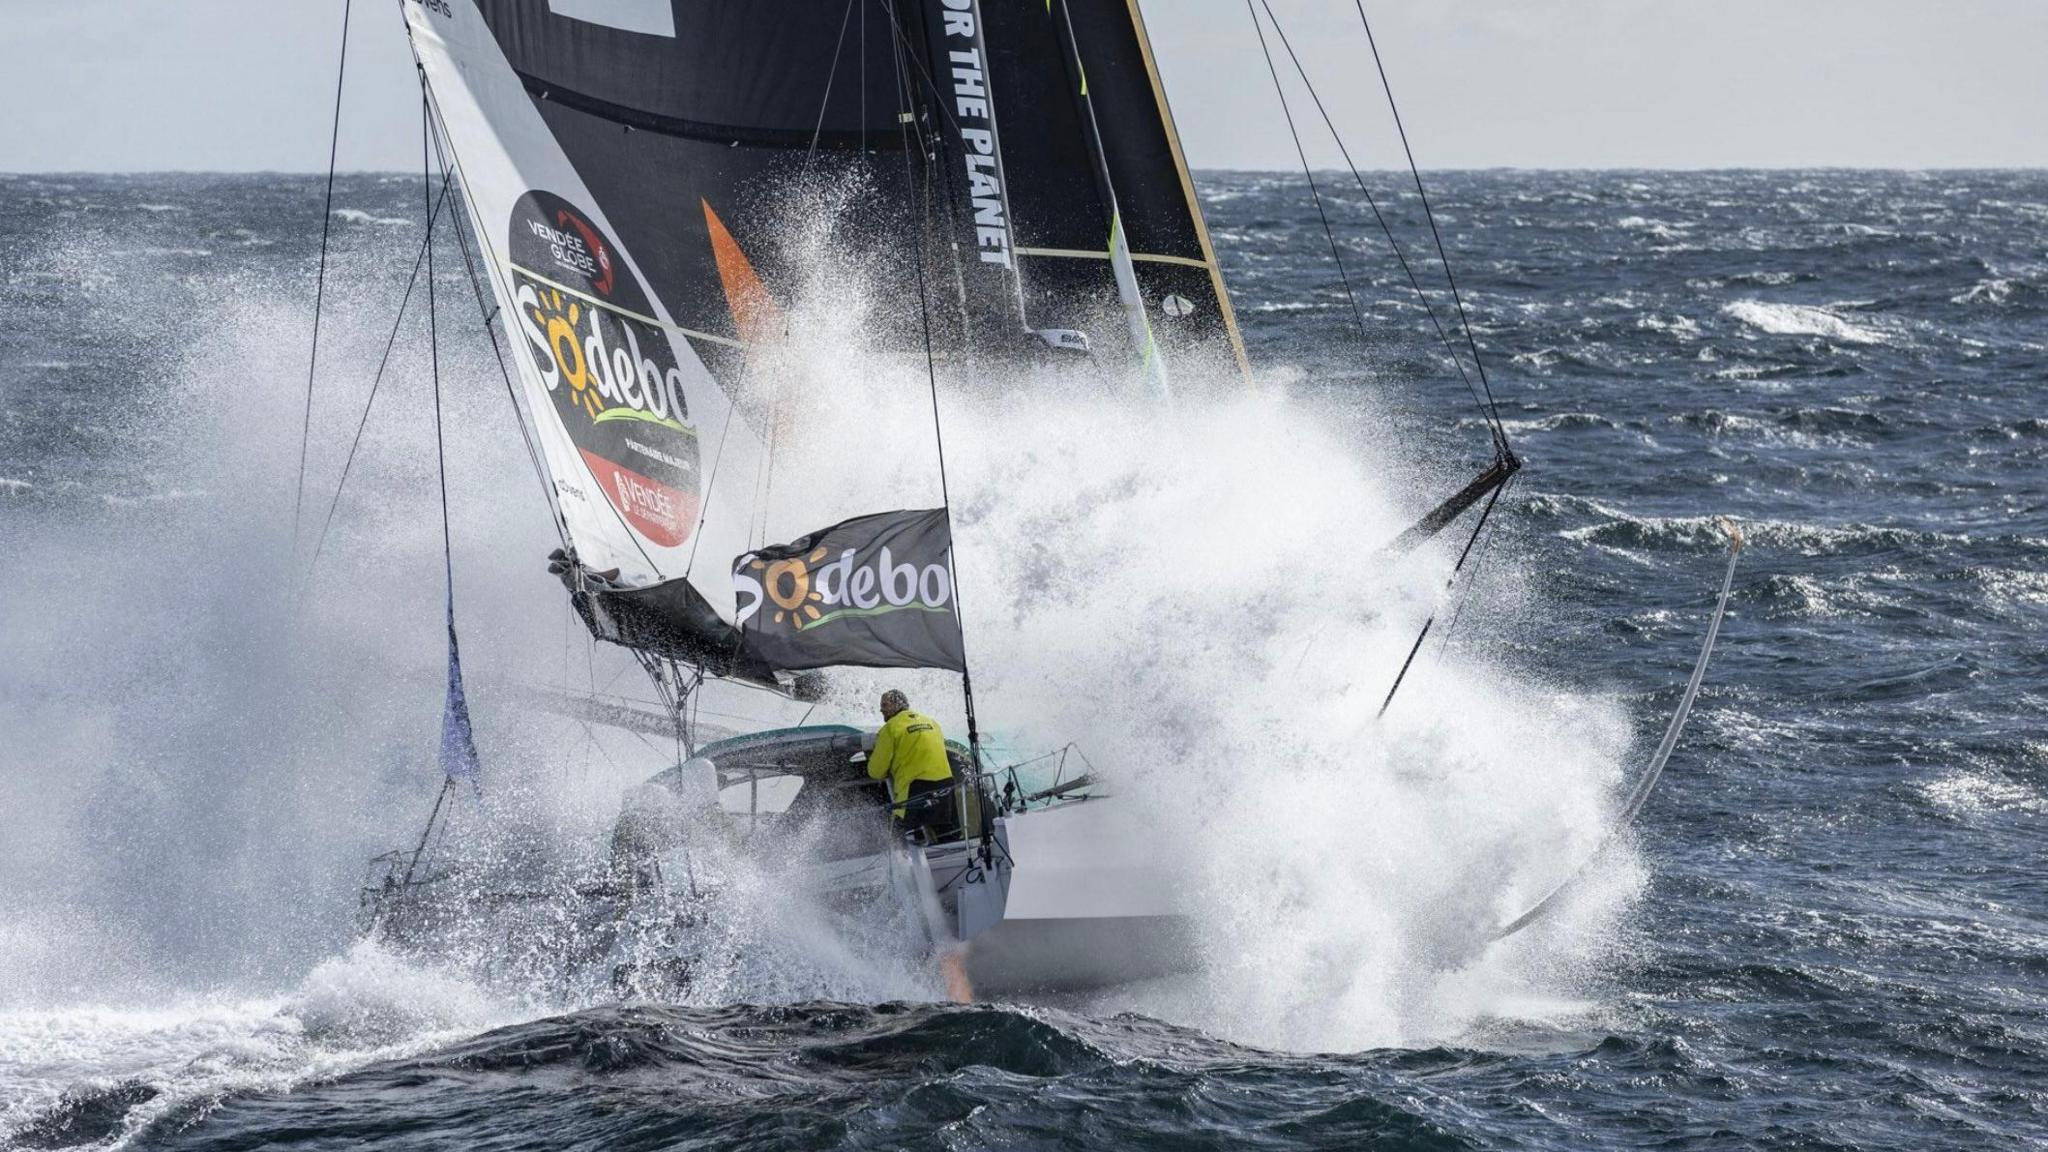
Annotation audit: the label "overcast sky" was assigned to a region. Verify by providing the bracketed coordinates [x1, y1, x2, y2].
[3, 0, 2043, 172]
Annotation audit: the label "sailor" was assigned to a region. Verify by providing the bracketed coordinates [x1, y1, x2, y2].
[867, 689, 955, 838]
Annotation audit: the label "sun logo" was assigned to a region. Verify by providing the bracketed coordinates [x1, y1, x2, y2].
[751, 546, 829, 626]
[529, 286, 603, 422]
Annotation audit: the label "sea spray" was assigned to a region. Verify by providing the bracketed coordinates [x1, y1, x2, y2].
[0, 170, 1644, 1077]
[733, 197, 1647, 1050]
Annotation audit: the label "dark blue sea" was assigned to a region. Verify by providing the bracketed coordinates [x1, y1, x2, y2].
[1, 169, 2044, 1149]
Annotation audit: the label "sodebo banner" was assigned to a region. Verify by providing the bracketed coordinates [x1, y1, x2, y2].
[732, 509, 967, 672]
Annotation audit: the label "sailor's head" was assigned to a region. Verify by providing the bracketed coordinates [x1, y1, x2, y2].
[880, 689, 909, 720]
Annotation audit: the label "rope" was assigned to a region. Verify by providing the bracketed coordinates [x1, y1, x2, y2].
[423, 85, 452, 599]
[1354, 0, 1507, 450]
[293, 0, 354, 552]
[1243, 0, 1370, 350]
[1492, 520, 1744, 941]
[888, 0, 984, 766]
[802, 0, 860, 177]
[1435, 471, 1516, 656]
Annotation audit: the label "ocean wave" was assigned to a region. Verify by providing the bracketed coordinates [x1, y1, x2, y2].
[1456, 412, 1619, 435]
[114, 1003, 1460, 1150]
[1722, 300, 1889, 345]
[1617, 216, 1691, 242]
[1526, 494, 1995, 557]
[1969, 417, 2048, 440]
[330, 208, 412, 227]
[1918, 771, 2047, 817]
[1950, 277, 2043, 308]
[0, 478, 33, 496]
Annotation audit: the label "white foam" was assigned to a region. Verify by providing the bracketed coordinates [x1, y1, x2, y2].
[1723, 299, 1888, 346]
[329, 208, 411, 227]
[1919, 772, 2046, 817]
[727, 204, 1645, 1051]
[0, 941, 526, 1150]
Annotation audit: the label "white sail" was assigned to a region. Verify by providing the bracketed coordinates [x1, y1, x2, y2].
[406, 0, 766, 596]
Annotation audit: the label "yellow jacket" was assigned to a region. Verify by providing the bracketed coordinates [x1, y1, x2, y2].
[867, 709, 953, 815]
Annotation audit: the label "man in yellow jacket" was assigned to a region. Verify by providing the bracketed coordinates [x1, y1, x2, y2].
[867, 689, 955, 838]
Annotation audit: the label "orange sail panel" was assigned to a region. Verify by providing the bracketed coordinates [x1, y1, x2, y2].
[703, 200, 783, 349]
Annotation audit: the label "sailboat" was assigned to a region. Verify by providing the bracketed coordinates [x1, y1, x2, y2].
[343, 0, 1741, 998]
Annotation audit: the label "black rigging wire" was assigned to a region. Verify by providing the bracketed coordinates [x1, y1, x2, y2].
[1243, 0, 1370, 351]
[1253, 0, 1495, 441]
[1376, 473, 1507, 718]
[1435, 471, 1516, 656]
[887, 0, 984, 764]
[421, 95, 566, 548]
[294, 0, 354, 552]
[1353, 0, 1507, 451]
[423, 85, 453, 599]
[304, 178, 452, 583]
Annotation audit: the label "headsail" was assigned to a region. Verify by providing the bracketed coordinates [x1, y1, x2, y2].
[409, 1, 796, 671]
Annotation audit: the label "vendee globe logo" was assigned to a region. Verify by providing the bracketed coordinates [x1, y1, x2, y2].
[506, 190, 701, 549]
[736, 544, 954, 633]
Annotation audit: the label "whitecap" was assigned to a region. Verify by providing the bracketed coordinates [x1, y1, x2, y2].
[1951, 279, 2015, 306]
[1919, 772, 2047, 817]
[1722, 300, 1887, 346]
[330, 208, 412, 227]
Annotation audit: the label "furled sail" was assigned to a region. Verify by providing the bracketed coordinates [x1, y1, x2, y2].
[404, 0, 1247, 677]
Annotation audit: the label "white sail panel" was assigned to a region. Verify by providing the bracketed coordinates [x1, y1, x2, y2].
[406, 0, 766, 595]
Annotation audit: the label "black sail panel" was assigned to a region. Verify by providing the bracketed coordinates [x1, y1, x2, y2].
[474, 0, 919, 392]
[977, 0, 1249, 377]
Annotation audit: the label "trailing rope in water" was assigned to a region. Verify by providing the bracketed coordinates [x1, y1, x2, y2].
[1492, 517, 1745, 941]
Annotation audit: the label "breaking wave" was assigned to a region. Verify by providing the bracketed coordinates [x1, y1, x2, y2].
[1722, 299, 1890, 345]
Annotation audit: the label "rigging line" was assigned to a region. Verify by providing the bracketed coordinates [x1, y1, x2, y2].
[1375, 473, 1507, 720]
[423, 84, 453, 600]
[409, 54, 575, 556]
[1254, 0, 1490, 432]
[1244, 0, 1371, 351]
[889, 0, 984, 762]
[1434, 471, 1516, 657]
[802, 0, 860, 178]
[680, 354, 754, 579]
[422, 99, 565, 548]
[304, 178, 453, 585]
[1354, 0, 1507, 451]
[294, 0, 354, 554]
[868, 0, 979, 147]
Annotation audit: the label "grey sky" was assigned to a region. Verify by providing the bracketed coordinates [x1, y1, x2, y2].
[3, 1, 2042, 172]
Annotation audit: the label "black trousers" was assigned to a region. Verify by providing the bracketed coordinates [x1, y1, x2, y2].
[901, 778, 955, 839]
